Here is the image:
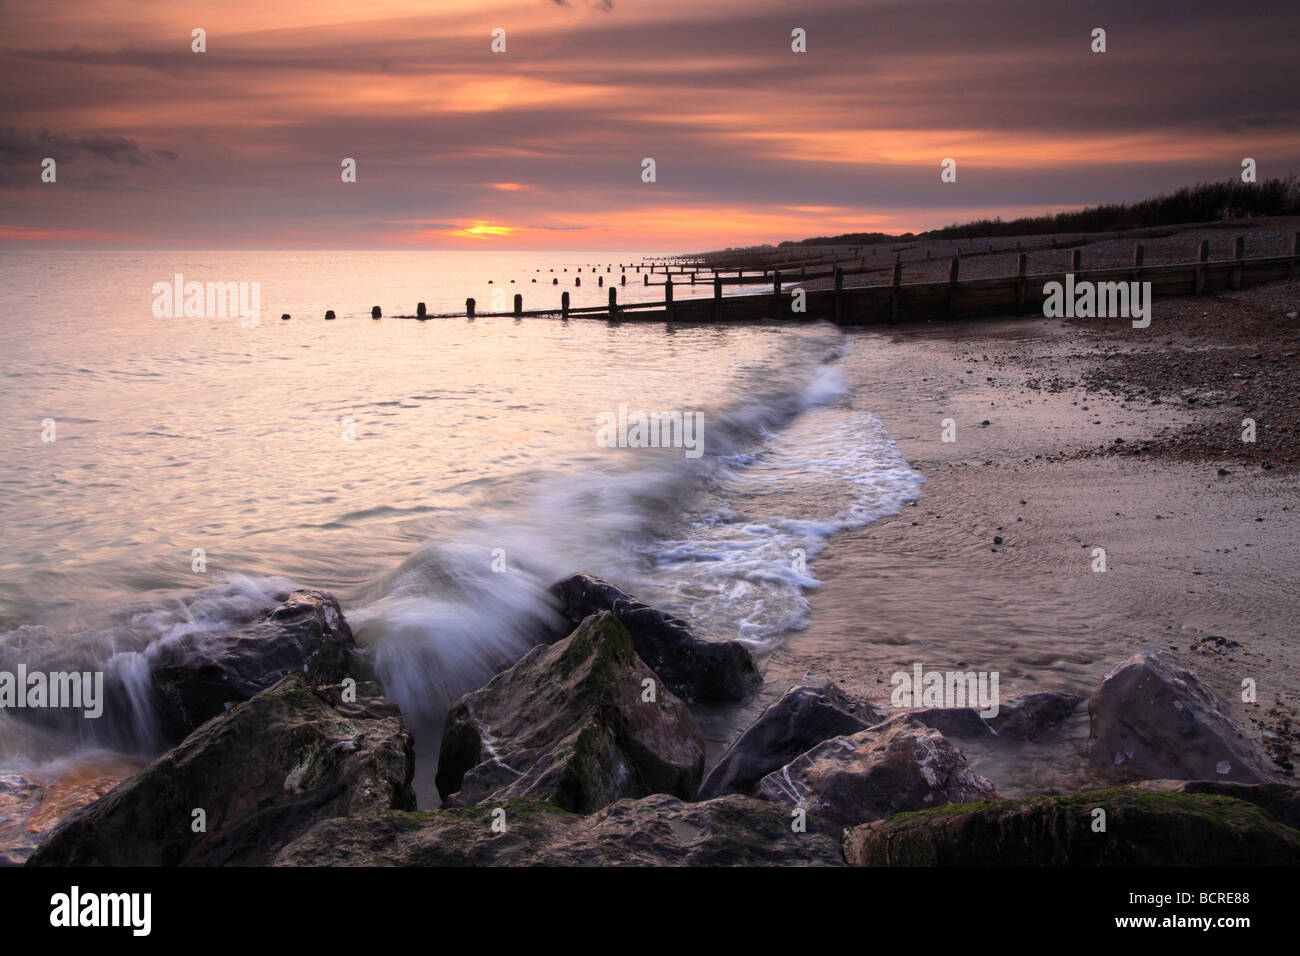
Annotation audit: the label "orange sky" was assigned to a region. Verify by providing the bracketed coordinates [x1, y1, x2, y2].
[2, 0, 1297, 249]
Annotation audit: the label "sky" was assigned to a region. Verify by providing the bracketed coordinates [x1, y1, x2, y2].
[1, 0, 1298, 250]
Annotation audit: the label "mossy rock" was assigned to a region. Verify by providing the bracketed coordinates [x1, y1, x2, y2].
[843, 787, 1300, 865]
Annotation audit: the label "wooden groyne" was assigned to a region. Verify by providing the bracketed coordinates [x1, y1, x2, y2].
[419, 234, 1299, 325]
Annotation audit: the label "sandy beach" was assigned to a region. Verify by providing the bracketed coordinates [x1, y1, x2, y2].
[759, 272, 1300, 796]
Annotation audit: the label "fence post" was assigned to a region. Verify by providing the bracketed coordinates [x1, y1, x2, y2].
[714, 275, 722, 321]
[513, 293, 522, 318]
[890, 260, 902, 323]
[1230, 236, 1245, 290]
[561, 291, 569, 320]
[1016, 253, 1027, 315]
[465, 298, 475, 320]
[948, 257, 960, 318]
[608, 286, 618, 319]
[1196, 241, 1209, 294]
[665, 277, 674, 322]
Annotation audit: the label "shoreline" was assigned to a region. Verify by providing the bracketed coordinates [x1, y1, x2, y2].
[777, 275, 1299, 791]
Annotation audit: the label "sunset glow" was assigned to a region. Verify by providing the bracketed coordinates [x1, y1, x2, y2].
[2, 0, 1297, 249]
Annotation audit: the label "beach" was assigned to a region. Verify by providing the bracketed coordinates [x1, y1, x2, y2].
[769, 272, 1300, 794]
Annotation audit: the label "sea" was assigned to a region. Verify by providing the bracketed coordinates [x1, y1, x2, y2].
[0, 249, 924, 822]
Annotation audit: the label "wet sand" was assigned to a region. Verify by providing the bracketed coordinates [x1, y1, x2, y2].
[758, 276, 1300, 797]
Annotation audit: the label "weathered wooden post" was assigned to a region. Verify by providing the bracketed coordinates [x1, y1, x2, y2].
[833, 268, 844, 324]
[598, 275, 603, 287]
[644, 273, 648, 286]
[773, 270, 783, 318]
[417, 301, 427, 318]
[608, 286, 618, 319]
[713, 275, 722, 321]
[1230, 236, 1246, 290]
[891, 259, 902, 323]
[465, 298, 475, 320]
[1069, 249, 1081, 272]
[948, 257, 960, 318]
[1196, 241, 1209, 294]
[513, 293, 522, 317]
[371, 305, 382, 319]
[665, 277, 674, 322]
[1016, 253, 1027, 315]
[325, 310, 336, 320]
[561, 291, 570, 320]
[620, 274, 626, 286]
[1291, 232, 1300, 278]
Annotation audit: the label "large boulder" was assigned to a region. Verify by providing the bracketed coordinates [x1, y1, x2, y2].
[148, 589, 356, 744]
[699, 676, 884, 799]
[755, 717, 998, 828]
[26, 675, 414, 866]
[549, 574, 761, 703]
[436, 612, 705, 812]
[1131, 779, 1300, 829]
[843, 788, 1300, 866]
[274, 792, 844, 866]
[1087, 653, 1273, 783]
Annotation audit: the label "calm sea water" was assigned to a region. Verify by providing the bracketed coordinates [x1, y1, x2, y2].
[0, 250, 922, 803]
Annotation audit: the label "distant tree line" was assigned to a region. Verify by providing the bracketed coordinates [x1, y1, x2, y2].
[776, 177, 1300, 247]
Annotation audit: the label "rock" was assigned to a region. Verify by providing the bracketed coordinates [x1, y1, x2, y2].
[892, 691, 1083, 740]
[26, 675, 414, 866]
[548, 574, 761, 703]
[148, 588, 356, 744]
[843, 788, 1300, 866]
[0, 760, 138, 865]
[755, 718, 998, 828]
[275, 793, 844, 866]
[436, 612, 705, 813]
[1131, 779, 1300, 829]
[1087, 652, 1272, 782]
[699, 676, 884, 799]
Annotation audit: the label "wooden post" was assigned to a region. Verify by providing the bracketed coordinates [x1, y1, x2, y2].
[665, 277, 674, 322]
[1196, 241, 1209, 294]
[371, 306, 382, 319]
[417, 301, 427, 318]
[1230, 236, 1245, 290]
[513, 293, 522, 318]
[561, 291, 569, 320]
[465, 298, 475, 320]
[644, 273, 648, 286]
[1133, 244, 1144, 284]
[890, 259, 902, 323]
[1069, 249, 1081, 272]
[608, 286, 618, 319]
[773, 270, 782, 318]
[620, 274, 626, 286]
[1291, 231, 1299, 278]
[833, 268, 844, 324]
[948, 257, 959, 318]
[713, 275, 722, 321]
[1016, 253, 1027, 315]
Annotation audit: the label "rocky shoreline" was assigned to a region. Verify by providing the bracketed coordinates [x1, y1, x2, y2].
[18, 575, 1300, 866]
